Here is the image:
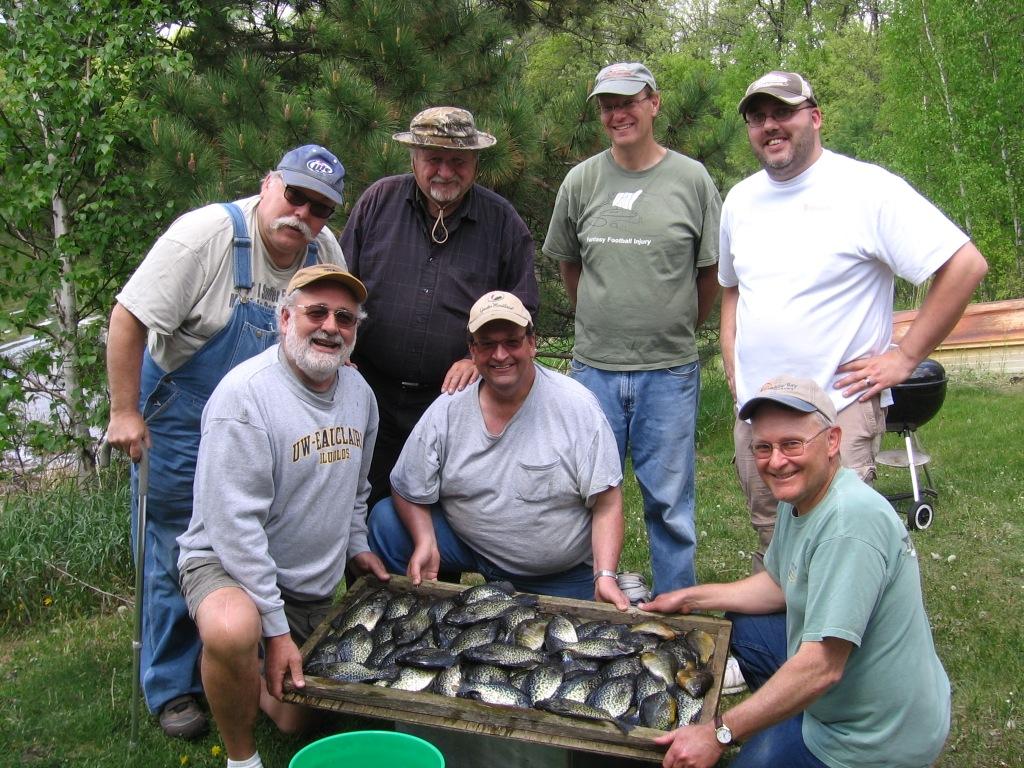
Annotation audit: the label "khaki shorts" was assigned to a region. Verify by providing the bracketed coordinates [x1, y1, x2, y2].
[180, 556, 333, 645]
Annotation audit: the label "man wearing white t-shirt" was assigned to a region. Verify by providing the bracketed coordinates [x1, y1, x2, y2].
[719, 71, 988, 571]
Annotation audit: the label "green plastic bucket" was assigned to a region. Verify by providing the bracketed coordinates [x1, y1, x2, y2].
[289, 730, 445, 768]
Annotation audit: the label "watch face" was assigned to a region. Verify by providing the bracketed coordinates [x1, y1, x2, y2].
[716, 725, 732, 745]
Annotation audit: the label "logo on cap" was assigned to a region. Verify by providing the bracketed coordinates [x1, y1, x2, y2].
[307, 159, 335, 175]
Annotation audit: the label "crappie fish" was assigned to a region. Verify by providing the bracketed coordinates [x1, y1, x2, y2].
[389, 665, 439, 692]
[457, 682, 530, 708]
[535, 697, 634, 735]
[676, 668, 714, 698]
[587, 675, 635, 718]
[433, 662, 463, 698]
[383, 591, 419, 620]
[462, 663, 510, 685]
[446, 598, 518, 627]
[602, 655, 643, 680]
[394, 604, 434, 645]
[461, 642, 547, 669]
[332, 588, 390, 633]
[633, 669, 667, 703]
[640, 648, 679, 686]
[458, 581, 515, 605]
[395, 647, 458, 669]
[522, 664, 564, 706]
[630, 620, 677, 641]
[672, 687, 703, 727]
[544, 615, 578, 652]
[309, 660, 398, 684]
[561, 638, 637, 661]
[513, 618, 550, 651]
[448, 620, 501, 656]
[685, 629, 716, 666]
[639, 690, 677, 730]
[555, 672, 602, 703]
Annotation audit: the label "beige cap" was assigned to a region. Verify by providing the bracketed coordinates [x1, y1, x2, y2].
[286, 264, 367, 302]
[738, 375, 837, 424]
[467, 291, 532, 332]
[738, 71, 817, 115]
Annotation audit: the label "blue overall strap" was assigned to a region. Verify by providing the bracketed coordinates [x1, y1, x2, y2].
[220, 202, 253, 290]
[304, 241, 319, 266]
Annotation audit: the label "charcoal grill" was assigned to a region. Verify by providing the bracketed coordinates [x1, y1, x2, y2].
[876, 358, 947, 530]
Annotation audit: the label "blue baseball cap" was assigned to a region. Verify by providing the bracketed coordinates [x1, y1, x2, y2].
[276, 145, 345, 205]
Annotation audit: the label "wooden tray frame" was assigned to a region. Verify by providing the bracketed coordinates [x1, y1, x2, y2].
[284, 576, 732, 763]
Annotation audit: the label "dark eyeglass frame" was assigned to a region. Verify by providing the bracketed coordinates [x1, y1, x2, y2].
[743, 104, 815, 127]
[749, 425, 831, 459]
[294, 303, 359, 328]
[470, 334, 529, 354]
[283, 185, 335, 219]
[597, 94, 653, 115]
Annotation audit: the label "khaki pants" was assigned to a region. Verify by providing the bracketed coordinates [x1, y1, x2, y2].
[733, 395, 885, 573]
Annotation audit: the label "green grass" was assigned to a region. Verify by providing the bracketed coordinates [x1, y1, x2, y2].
[1, 375, 1022, 766]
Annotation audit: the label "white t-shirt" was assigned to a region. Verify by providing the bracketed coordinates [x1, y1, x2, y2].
[118, 195, 346, 372]
[719, 150, 968, 412]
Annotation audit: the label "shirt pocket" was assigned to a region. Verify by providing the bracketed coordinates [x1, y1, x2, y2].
[512, 459, 574, 504]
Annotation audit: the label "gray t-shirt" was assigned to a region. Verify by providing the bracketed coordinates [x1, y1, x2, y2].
[390, 364, 622, 576]
[543, 149, 721, 370]
[178, 344, 377, 638]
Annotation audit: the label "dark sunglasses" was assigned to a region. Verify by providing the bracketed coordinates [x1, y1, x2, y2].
[283, 185, 335, 219]
[295, 303, 359, 328]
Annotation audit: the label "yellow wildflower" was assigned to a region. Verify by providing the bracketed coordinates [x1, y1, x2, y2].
[179, 756, 189, 766]
[211, 746, 223, 757]
[43, 595, 54, 606]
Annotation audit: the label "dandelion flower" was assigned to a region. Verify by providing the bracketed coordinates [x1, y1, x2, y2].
[43, 595, 54, 606]
[180, 756, 189, 766]
[211, 746, 223, 757]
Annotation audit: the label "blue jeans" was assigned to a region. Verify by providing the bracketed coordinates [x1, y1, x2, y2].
[726, 612, 828, 768]
[367, 499, 594, 599]
[569, 360, 699, 595]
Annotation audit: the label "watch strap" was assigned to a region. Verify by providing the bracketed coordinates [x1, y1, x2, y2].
[593, 569, 617, 582]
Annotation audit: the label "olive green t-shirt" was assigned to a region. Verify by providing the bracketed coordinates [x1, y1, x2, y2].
[543, 150, 720, 370]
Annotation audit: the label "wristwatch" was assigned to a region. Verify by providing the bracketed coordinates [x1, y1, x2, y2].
[714, 714, 734, 746]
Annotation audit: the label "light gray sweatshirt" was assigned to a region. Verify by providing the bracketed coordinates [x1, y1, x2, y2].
[178, 345, 377, 637]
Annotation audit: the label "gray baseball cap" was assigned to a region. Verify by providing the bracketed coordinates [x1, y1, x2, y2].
[738, 71, 817, 115]
[738, 375, 837, 424]
[276, 145, 346, 205]
[588, 62, 657, 99]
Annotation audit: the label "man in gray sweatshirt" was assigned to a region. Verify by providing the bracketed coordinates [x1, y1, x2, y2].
[177, 264, 390, 768]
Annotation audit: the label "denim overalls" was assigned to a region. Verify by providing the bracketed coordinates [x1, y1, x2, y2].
[131, 203, 318, 712]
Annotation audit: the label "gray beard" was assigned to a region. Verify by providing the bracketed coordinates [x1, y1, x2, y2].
[284, 326, 353, 382]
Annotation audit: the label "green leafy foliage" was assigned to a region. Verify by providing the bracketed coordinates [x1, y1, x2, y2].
[0, 0, 194, 480]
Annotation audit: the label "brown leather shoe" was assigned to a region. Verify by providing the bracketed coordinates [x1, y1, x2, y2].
[158, 695, 208, 739]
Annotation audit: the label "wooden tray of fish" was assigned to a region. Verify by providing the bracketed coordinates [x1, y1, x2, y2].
[283, 575, 732, 763]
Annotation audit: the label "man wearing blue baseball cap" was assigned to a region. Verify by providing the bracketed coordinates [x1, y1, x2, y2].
[105, 145, 348, 738]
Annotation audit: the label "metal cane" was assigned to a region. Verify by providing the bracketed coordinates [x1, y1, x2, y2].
[129, 443, 149, 748]
[99, 440, 148, 749]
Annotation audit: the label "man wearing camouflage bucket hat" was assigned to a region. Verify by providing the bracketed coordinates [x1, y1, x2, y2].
[341, 106, 537, 513]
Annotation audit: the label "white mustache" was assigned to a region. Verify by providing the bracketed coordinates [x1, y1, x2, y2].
[271, 216, 314, 241]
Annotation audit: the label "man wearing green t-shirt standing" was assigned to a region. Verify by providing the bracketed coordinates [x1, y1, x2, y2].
[543, 62, 721, 597]
[641, 376, 950, 768]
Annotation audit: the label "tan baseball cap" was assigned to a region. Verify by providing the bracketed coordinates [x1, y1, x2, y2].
[738, 71, 817, 115]
[286, 264, 367, 302]
[738, 375, 837, 424]
[467, 291, 532, 332]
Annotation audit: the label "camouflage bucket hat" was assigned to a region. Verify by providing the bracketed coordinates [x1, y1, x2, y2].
[392, 106, 497, 150]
